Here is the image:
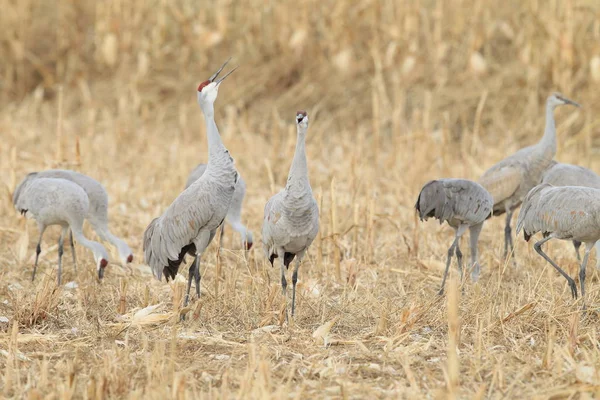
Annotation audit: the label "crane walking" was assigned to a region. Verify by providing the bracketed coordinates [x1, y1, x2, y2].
[517, 183, 600, 310]
[13, 175, 110, 284]
[479, 93, 580, 260]
[185, 163, 253, 250]
[262, 111, 319, 319]
[415, 179, 493, 294]
[143, 59, 238, 311]
[542, 161, 600, 265]
[28, 169, 134, 266]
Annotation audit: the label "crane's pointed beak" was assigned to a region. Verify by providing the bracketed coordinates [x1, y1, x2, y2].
[566, 98, 581, 108]
[209, 58, 232, 82]
[216, 66, 238, 85]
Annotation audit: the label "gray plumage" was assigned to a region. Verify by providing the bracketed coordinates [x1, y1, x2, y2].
[262, 111, 319, 318]
[479, 93, 580, 260]
[26, 169, 133, 265]
[415, 178, 493, 294]
[542, 162, 600, 265]
[517, 183, 600, 309]
[13, 175, 110, 284]
[185, 163, 253, 250]
[143, 60, 238, 311]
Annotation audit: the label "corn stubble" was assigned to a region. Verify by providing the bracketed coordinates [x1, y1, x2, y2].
[1, 0, 600, 398]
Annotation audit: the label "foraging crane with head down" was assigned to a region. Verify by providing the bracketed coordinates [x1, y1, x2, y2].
[262, 111, 319, 319]
[479, 93, 580, 260]
[517, 183, 600, 310]
[143, 60, 238, 309]
[13, 175, 110, 284]
[542, 161, 600, 265]
[26, 169, 133, 266]
[185, 163, 253, 250]
[415, 179, 493, 294]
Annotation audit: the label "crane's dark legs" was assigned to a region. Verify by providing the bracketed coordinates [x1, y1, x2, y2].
[291, 255, 303, 317]
[469, 222, 484, 281]
[57, 227, 68, 285]
[573, 240, 582, 261]
[69, 229, 77, 273]
[455, 242, 464, 283]
[439, 225, 467, 295]
[219, 224, 226, 249]
[579, 243, 594, 312]
[280, 256, 288, 322]
[32, 226, 46, 282]
[503, 209, 515, 261]
[533, 236, 578, 299]
[192, 256, 201, 298]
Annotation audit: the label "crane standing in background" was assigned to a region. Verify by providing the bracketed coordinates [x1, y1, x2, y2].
[479, 93, 580, 260]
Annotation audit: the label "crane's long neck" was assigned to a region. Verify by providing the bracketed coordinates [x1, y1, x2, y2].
[537, 102, 557, 157]
[71, 224, 104, 261]
[287, 125, 309, 189]
[201, 102, 234, 177]
[91, 222, 131, 259]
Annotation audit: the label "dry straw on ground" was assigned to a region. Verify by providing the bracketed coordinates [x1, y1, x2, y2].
[1, 0, 600, 398]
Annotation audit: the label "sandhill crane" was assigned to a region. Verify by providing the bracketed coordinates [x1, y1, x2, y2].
[542, 161, 600, 265]
[415, 179, 493, 294]
[13, 175, 110, 284]
[185, 163, 253, 250]
[27, 169, 133, 266]
[516, 183, 600, 310]
[262, 111, 319, 319]
[143, 59, 238, 309]
[479, 93, 580, 260]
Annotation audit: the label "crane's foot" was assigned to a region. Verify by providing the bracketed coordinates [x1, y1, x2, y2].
[437, 287, 445, 296]
[569, 280, 578, 299]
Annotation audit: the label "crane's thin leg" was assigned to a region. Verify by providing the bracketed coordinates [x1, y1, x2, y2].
[280, 251, 289, 322]
[193, 255, 201, 298]
[57, 227, 68, 285]
[219, 224, 226, 250]
[455, 242, 464, 283]
[469, 222, 484, 282]
[69, 229, 77, 273]
[32, 226, 46, 282]
[184, 261, 194, 308]
[579, 242, 594, 312]
[533, 236, 578, 299]
[291, 254, 304, 317]
[439, 225, 467, 295]
[573, 240, 582, 261]
[504, 209, 515, 261]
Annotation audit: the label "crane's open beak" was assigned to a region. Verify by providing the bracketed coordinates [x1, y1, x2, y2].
[209, 58, 238, 84]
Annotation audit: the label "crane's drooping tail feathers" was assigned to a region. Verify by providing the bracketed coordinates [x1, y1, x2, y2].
[415, 180, 452, 224]
[143, 217, 163, 280]
[516, 183, 553, 239]
[12, 172, 38, 208]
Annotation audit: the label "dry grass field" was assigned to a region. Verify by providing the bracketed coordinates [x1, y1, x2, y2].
[2, 0, 600, 398]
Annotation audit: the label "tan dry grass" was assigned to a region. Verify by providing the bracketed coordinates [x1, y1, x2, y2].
[2, 0, 600, 398]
